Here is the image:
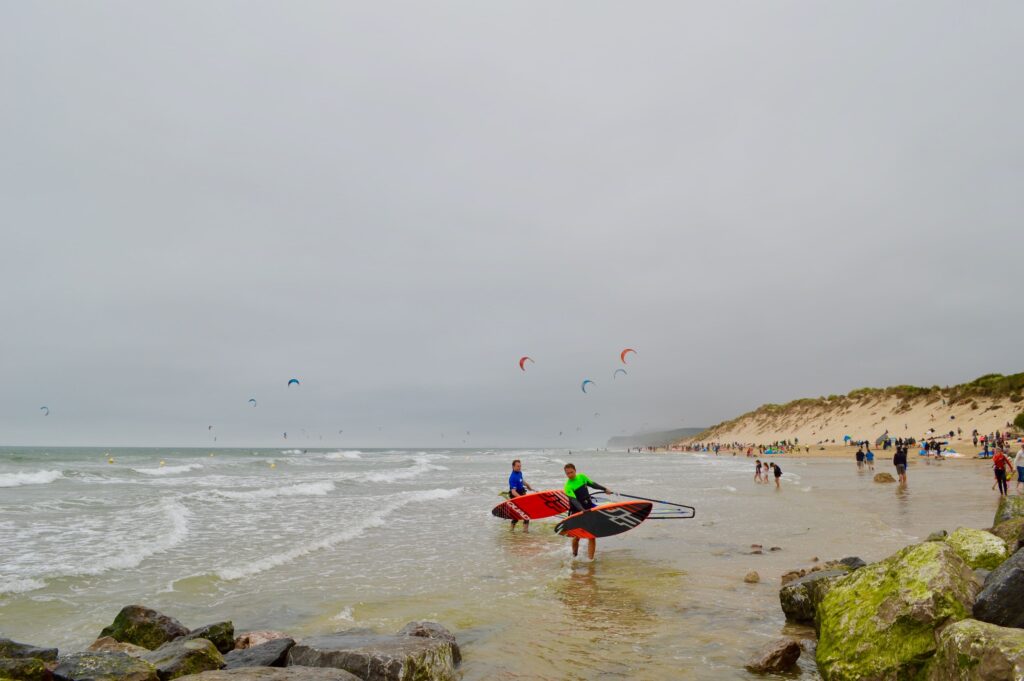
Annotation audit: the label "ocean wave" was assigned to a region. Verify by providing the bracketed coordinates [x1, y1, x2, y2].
[216, 487, 461, 580]
[280, 449, 303, 455]
[133, 464, 203, 476]
[212, 481, 336, 501]
[0, 470, 64, 488]
[334, 455, 446, 484]
[325, 451, 362, 460]
[0, 577, 48, 595]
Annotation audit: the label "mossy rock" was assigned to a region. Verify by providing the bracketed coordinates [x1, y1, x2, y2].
[816, 542, 978, 681]
[142, 638, 224, 681]
[990, 517, 1024, 550]
[54, 652, 159, 681]
[183, 624, 234, 655]
[926, 618, 1024, 680]
[994, 495, 1024, 526]
[0, 657, 49, 681]
[100, 606, 189, 651]
[945, 528, 1009, 570]
[0, 640, 57, 662]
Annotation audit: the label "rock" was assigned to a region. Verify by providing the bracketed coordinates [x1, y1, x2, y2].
[994, 495, 1024, 526]
[990, 517, 1024, 552]
[945, 527, 1009, 570]
[395, 623, 461, 667]
[287, 627, 458, 681]
[0, 638, 58, 662]
[53, 652, 159, 681]
[744, 639, 801, 674]
[779, 570, 848, 625]
[926, 530, 949, 542]
[184, 624, 234, 655]
[0, 657, 50, 681]
[974, 546, 1024, 627]
[175, 668, 360, 681]
[88, 637, 148, 656]
[99, 606, 190, 651]
[232, 633, 290, 652]
[744, 571, 760, 584]
[974, 568, 992, 586]
[816, 541, 978, 681]
[927, 618, 1024, 680]
[141, 638, 224, 680]
[837, 556, 866, 570]
[223, 639, 294, 669]
[873, 472, 896, 483]
[780, 556, 864, 586]
[769, 546, 782, 552]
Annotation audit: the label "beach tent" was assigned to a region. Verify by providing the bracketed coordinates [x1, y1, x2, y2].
[874, 432, 889, 446]
[843, 435, 851, 442]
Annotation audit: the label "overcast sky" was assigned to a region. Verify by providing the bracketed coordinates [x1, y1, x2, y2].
[2, 2, 1022, 448]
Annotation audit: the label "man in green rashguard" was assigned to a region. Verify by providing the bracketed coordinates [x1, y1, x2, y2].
[562, 462, 612, 560]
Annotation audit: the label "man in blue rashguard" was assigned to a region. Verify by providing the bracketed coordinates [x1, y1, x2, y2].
[508, 458, 536, 530]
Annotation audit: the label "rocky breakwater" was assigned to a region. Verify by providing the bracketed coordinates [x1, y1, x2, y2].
[772, 494, 1024, 680]
[0, 605, 459, 681]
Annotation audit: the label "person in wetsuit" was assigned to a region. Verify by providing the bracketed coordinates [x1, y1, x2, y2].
[562, 462, 612, 560]
[507, 458, 535, 531]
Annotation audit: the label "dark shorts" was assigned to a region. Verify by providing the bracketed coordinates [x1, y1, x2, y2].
[1017, 466, 1024, 480]
[896, 464, 906, 474]
[510, 487, 526, 496]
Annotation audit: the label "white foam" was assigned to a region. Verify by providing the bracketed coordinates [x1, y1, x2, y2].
[332, 606, 354, 622]
[0, 576, 47, 595]
[326, 451, 362, 460]
[213, 481, 336, 500]
[216, 487, 461, 580]
[280, 449, 303, 454]
[336, 455, 445, 484]
[133, 464, 203, 476]
[0, 470, 63, 488]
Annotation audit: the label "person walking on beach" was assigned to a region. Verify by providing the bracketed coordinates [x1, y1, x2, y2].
[507, 459, 536, 531]
[755, 459, 763, 483]
[993, 449, 1011, 497]
[1015, 445, 1024, 494]
[562, 463, 612, 560]
[865, 447, 875, 471]
[893, 445, 908, 486]
[770, 462, 782, 488]
[855, 447, 865, 470]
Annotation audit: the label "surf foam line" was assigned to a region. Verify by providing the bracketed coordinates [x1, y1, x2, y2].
[325, 451, 362, 460]
[0, 497, 191, 596]
[215, 487, 462, 581]
[132, 464, 203, 476]
[0, 470, 64, 487]
[210, 481, 336, 501]
[335, 455, 446, 484]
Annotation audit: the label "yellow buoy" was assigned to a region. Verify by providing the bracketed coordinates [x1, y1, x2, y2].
[269, 462, 276, 468]
[108, 458, 114, 464]
[159, 460, 166, 466]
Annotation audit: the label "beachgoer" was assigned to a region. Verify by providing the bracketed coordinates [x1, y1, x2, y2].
[754, 459, 763, 483]
[865, 447, 875, 471]
[1016, 446, 1024, 493]
[993, 449, 1011, 497]
[855, 447, 865, 470]
[893, 445, 908, 485]
[562, 463, 611, 559]
[507, 459, 535, 530]
[771, 462, 782, 488]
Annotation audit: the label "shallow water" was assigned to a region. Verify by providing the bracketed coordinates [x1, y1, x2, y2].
[0, 447, 999, 679]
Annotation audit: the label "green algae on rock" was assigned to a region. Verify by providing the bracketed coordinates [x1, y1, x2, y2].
[993, 495, 1024, 526]
[927, 618, 1024, 680]
[100, 606, 189, 651]
[989, 517, 1024, 551]
[141, 638, 224, 681]
[816, 542, 978, 681]
[0, 657, 49, 681]
[945, 528, 1009, 570]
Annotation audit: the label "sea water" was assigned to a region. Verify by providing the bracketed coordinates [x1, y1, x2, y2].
[0, 447, 998, 679]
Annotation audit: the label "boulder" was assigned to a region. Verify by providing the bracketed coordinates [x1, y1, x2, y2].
[223, 639, 294, 669]
[744, 638, 801, 674]
[395, 623, 461, 667]
[184, 624, 234, 655]
[990, 517, 1024, 552]
[0, 638, 58, 662]
[927, 618, 1024, 680]
[926, 530, 949, 542]
[53, 652, 159, 681]
[141, 638, 224, 680]
[816, 541, 978, 681]
[744, 571, 760, 584]
[780, 556, 863, 586]
[838, 556, 867, 570]
[88, 637, 147, 656]
[974, 546, 1024, 627]
[176, 668, 359, 681]
[0, 657, 50, 681]
[232, 634, 290, 652]
[779, 569, 848, 625]
[287, 626, 458, 681]
[994, 495, 1024, 526]
[945, 528, 1009, 570]
[873, 472, 896, 483]
[99, 606, 190, 651]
